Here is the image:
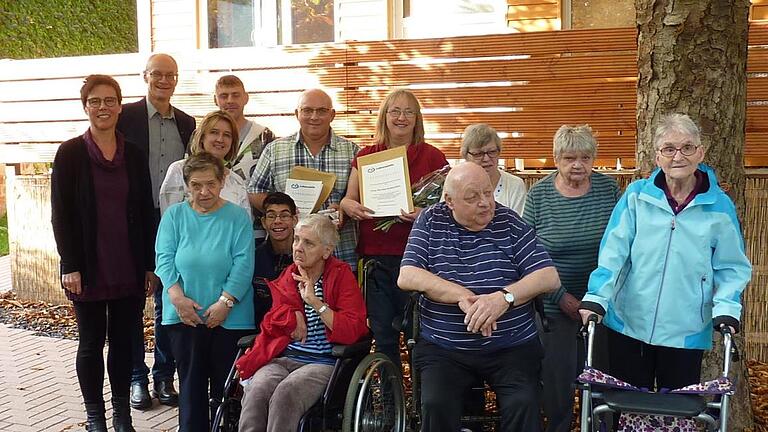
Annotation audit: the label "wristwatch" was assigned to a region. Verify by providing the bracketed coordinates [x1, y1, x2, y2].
[219, 295, 234, 308]
[500, 289, 515, 306]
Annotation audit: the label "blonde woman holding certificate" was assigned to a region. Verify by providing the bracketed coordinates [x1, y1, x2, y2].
[340, 89, 447, 367]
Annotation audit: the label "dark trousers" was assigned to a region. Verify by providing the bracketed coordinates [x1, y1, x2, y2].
[73, 296, 144, 404]
[131, 283, 176, 385]
[540, 313, 608, 432]
[414, 339, 543, 432]
[607, 328, 704, 390]
[364, 255, 409, 367]
[167, 323, 251, 432]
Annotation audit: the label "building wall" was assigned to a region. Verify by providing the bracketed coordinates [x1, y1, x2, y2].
[151, 0, 198, 52]
[571, 0, 634, 29]
[338, 0, 389, 41]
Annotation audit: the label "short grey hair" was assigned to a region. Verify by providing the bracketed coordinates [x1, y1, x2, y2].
[553, 124, 598, 160]
[460, 123, 502, 159]
[653, 113, 701, 149]
[296, 214, 339, 248]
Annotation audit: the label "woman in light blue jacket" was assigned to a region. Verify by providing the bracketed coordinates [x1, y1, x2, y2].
[579, 113, 751, 390]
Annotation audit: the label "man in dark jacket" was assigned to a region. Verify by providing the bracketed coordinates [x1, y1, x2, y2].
[117, 53, 196, 410]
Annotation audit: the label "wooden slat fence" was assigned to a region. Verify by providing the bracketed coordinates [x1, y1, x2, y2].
[0, 25, 764, 168]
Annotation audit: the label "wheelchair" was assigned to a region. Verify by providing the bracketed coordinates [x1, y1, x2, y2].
[578, 315, 738, 432]
[210, 259, 407, 432]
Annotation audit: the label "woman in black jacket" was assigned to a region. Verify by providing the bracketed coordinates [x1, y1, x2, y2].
[51, 75, 157, 432]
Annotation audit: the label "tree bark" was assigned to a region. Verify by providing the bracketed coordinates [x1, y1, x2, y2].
[636, 0, 753, 429]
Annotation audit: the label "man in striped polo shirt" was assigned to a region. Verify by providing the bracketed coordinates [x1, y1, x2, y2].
[399, 162, 560, 432]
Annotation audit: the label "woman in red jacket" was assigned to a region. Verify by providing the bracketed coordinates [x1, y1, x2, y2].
[236, 214, 368, 432]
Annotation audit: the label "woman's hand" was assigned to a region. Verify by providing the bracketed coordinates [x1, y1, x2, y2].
[290, 311, 307, 343]
[144, 272, 158, 297]
[204, 300, 231, 328]
[398, 207, 422, 223]
[293, 266, 322, 310]
[62, 271, 82, 295]
[169, 285, 203, 326]
[341, 197, 375, 222]
[578, 308, 602, 325]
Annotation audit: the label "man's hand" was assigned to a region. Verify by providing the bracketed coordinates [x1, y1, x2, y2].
[559, 292, 581, 322]
[145, 272, 158, 297]
[62, 271, 82, 295]
[204, 300, 231, 328]
[464, 291, 509, 336]
[290, 311, 307, 343]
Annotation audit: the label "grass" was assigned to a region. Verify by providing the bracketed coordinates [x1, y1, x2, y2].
[0, 213, 8, 256]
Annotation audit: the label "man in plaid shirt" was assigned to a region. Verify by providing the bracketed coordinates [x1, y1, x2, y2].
[248, 88, 358, 271]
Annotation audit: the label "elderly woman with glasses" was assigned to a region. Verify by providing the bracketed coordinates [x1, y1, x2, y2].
[580, 113, 752, 391]
[522, 124, 620, 432]
[51, 75, 156, 432]
[340, 88, 448, 367]
[461, 123, 527, 214]
[235, 214, 368, 432]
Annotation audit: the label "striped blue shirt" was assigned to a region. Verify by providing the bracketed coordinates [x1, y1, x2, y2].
[286, 276, 334, 365]
[401, 202, 554, 351]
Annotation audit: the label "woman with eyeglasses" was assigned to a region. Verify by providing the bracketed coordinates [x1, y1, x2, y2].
[51, 75, 156, 432]
[460, 123, 527, 214]
[340, 88, 448, 367]
[579, 114, 751, 391]
[159, 110, 252, 220]
[522, 124, 620, 432]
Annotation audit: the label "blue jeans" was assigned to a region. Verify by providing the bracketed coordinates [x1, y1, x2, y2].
[131, 285, 176, 385]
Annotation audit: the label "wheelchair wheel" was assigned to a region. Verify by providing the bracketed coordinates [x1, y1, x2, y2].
[342, 353, 406, 432]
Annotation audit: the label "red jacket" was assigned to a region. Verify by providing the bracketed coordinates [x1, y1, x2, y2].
[235, 256, 368, 379]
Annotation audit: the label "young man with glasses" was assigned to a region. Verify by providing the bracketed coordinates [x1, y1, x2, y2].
[253, 192, 299, 324]
[248, 88, 359, 272]
[117, 53, 196, 411]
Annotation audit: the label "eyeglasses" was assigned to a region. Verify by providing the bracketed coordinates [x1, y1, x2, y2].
[86, 97, 119, 108]
[147, 71, 178, 81]
[466, 149, 500, 159]
[265, 212, 294, 221]
[387, 109, 416, 118]
[658, 144, 699, 158]
[298, 107, 332, 117]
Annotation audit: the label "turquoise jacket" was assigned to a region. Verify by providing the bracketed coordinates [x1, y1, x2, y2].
[582, 164, 751, 350]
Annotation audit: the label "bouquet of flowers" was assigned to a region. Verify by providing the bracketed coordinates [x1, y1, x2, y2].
[374, 164, 452, 232]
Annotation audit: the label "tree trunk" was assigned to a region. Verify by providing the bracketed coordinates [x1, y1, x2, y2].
[635, 0, 753, 429]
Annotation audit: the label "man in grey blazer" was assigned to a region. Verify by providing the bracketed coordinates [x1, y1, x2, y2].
[117, 53, 196, 411]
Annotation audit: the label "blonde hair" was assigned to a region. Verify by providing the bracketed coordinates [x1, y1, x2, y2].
[374, 89, 425, 146]
[188, 110, 239, 162]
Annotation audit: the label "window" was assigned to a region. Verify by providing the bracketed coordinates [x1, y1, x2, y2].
[207, 0, 335, 47]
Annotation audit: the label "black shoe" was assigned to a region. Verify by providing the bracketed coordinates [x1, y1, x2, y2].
[153, 380, 179, 407]
[111, 396, 136, 432]
[84, 402, 108, 432]
[129, 382, 152, 410]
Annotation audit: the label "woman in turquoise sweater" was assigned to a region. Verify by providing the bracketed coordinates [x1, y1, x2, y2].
[155, 152, 255, 432]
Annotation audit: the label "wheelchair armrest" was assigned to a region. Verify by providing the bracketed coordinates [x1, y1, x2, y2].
[331, 337, 373, 358]
[237, 332, 260, 349]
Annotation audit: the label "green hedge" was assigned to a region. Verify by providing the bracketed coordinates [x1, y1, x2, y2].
[0, 0, 137, 59]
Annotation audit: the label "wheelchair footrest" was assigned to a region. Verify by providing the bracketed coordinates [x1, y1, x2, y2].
[602, 390, 706, 417]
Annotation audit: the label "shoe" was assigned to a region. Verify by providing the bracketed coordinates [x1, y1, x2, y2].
[153, 380, 179, 407]
[84, 402, 108, 431]
[129, 382, 152, 410]
[111, 396, 136, 432]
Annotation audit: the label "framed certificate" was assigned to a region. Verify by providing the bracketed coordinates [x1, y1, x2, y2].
[357, 145, 413, 217]
[286, 166, 337, 213]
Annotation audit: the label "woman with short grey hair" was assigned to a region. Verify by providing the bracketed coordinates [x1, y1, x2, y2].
[295, 214, 340, 250]
[461, 123, 526, 214]
[522, 124, 620, 432]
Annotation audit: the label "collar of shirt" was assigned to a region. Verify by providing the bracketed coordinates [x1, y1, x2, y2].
[146, 98, 176, 120]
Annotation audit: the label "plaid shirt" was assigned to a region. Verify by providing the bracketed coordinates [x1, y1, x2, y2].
[248, 130, 359, 270]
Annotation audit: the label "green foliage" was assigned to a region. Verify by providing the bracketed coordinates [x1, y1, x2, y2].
[0, 0, 138, 59]
[0, 213, 8, 257]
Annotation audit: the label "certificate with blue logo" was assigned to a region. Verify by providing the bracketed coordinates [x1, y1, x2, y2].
[358, 145, 413, 217]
